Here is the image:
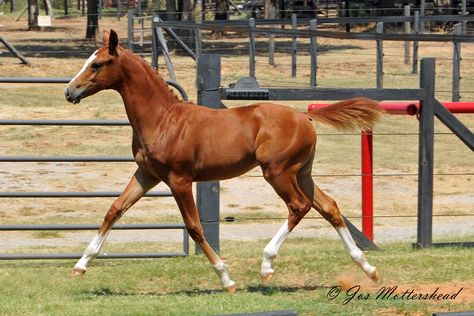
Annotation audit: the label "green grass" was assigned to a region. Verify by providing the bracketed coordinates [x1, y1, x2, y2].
[0, 238, 473, 315]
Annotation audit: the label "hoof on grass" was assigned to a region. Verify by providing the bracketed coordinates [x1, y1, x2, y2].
[71, 267, 86, 277]
[261, 272, 273, 284]
[369, 268, 380, 283]
[226, 284, 237, 294]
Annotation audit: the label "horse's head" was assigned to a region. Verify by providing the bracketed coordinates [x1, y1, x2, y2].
[65, 30, 122, 104]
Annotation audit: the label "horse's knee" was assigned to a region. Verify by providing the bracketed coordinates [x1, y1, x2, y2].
[288, 199, 312, 231]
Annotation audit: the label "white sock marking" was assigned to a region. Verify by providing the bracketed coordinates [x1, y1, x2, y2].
[336, 227, 376, 276]
[74, 232, 107, 271]
[261, 220, 290, 276]
[213, 261, 235, 289]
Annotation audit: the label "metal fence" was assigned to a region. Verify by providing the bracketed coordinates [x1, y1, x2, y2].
[0, 77, 190, 260]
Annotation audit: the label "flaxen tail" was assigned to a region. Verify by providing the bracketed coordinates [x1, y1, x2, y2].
[306, 97, 384, 132]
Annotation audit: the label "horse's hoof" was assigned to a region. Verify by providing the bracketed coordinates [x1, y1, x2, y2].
[369, 268, 380, 283]
[71, 267, 86, 277]
[226, 284, 237, 294]
[261, 272, 273, 284]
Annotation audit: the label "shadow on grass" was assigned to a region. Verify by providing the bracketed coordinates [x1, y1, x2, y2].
[79, 284, 329, 298]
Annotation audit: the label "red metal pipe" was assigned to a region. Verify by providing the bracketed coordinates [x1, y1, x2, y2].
[307, 100, 474, 241]
[307, 101, 474, 115]
[361, 132, 373, 241]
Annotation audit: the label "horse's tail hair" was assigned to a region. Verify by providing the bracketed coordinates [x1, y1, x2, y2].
[306, 97, 384, 132]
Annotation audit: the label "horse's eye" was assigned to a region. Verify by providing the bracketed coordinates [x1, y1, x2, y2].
[91, 62, 102, 71]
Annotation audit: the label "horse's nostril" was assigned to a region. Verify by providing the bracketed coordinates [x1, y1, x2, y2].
[65, 89, 70, 97]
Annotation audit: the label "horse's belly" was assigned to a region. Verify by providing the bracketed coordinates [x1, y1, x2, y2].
[194, 153, 258, 181]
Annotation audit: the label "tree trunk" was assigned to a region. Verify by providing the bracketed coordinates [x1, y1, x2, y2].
[264, 0, 278, 19]
[85, 0, 99, 41]
[166, 0, 177, 21]
[27, 0, 39, 30]
[180, 0, 194, 21]
[215, 0, 228, 21]
[213, 0, 228, 37]
[177, 0, 194, 48]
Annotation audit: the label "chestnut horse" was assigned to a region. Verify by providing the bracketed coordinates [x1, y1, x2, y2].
[65, 30, 382, 292]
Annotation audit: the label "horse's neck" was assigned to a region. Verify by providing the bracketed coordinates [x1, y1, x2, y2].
[117, 53, 177, 134]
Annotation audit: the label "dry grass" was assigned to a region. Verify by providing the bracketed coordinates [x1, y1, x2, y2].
[0, 15, 472, 233]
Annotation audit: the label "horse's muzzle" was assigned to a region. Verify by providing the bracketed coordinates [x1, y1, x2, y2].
[64, 88, 81, 104]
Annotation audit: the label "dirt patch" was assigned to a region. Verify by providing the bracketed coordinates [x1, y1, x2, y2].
[0, 15, 472, 254]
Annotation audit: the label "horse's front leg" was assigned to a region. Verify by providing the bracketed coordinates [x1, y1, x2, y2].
[168, 175, 236, 293]
[71, 168, 160, 275]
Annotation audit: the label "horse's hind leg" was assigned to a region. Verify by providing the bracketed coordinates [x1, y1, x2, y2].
[71, 168, 159, 275]
[260, 166, 313, 283]
[297, 173, 380, 283]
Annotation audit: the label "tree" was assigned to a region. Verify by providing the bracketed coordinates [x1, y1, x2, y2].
[85, 0, 99, 40]
[166, 0, 178, 21]
[215, 0, 229, 21]
[212, 0, 228, 37]
[27, 0, 39, 30]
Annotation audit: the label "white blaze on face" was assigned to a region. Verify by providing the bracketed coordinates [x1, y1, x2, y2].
[67, 50, 99, 89]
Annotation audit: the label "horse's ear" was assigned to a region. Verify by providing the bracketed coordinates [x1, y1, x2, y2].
[108, 30, 119, 56]
[102, 30, 110, 46]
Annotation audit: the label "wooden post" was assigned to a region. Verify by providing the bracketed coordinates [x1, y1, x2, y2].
[310, 19, 317, 88]
[404, 5, 411, 65]
[452, 23, 462, 102]
[420, 0, 425, 32]
[291, 13, 297, 78]
[127, 9, 134, 49]
[416, 58, 435, 249]
[195, 21, 202, 59]
[196, 54, 221, 253]
[249, 18, 256, 78]
[461, 0, 467, 34]
[376, 22, 383, 89]
[268, 5, 276, 66]
[412, 11, 420, 74]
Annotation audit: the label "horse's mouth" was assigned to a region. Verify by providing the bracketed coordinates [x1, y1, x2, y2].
[66, 96, 81, 104]
[71, 96, 81, 104]
[65, 92, 82, 104]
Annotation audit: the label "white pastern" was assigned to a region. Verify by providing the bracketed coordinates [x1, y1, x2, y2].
[336, 227, 376, 276]
[73, 232, 107, 271]
[261, 220, 290, 276]
[213, 261, 235, 289]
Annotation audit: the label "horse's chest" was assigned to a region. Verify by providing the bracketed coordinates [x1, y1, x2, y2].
[132, 139, 170, 177]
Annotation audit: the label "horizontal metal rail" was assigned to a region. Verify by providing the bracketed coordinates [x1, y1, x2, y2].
[222, 87, 424, 101]
[155, 20, 474, 42]
[0, 77, 189, 101]
[0, 223, 189, 260]
[0, 223, 185, 230]
[0, 119, 130, 126]
[198, 14, 474, 26]
[0, 252, 187, 260]
[0, 77, 71, 83]
[0, 77, 190, 260]
[0, 156, 134, 162]
[0, 191, 172, 198]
